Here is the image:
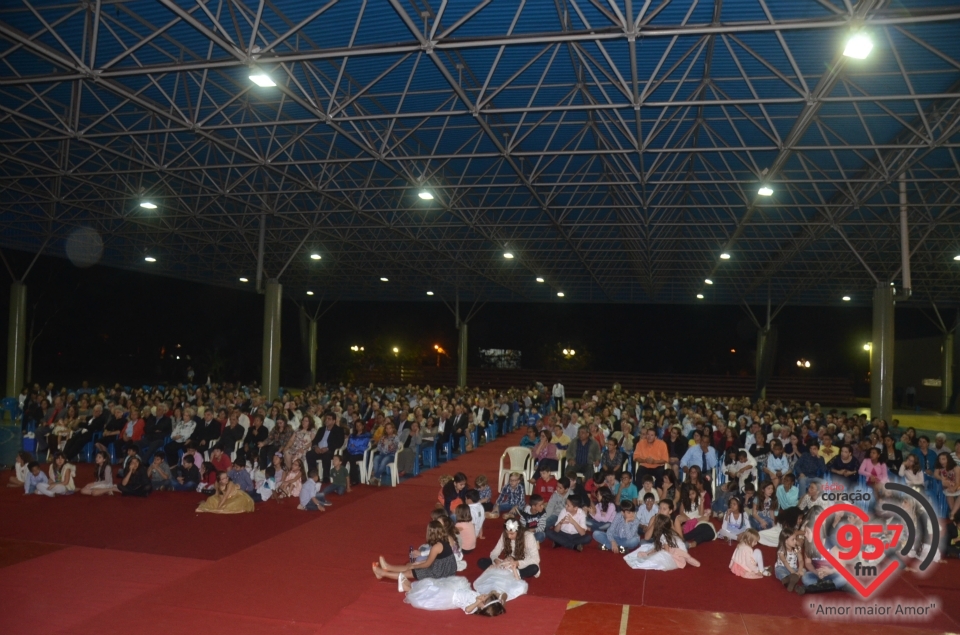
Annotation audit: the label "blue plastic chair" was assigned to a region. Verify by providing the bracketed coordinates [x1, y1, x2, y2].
[420, 444, 437, 470]
[438, 439, 454, 462]
[485, 424, 496, 443]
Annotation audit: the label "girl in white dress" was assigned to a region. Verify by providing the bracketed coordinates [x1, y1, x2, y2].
[400, 575, 507, 616]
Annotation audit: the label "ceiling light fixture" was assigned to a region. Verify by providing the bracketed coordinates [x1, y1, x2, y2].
[306, 291, 314, 296]
[418, 190, 434, 200]
[426, 291, 434, 296]
[842, 296, 851, 301]
[239, 277, 249, 283]
[704, 278, 713, 285]
[144, 256, 156, 262]
[535, 277, 544, 283]
[310, 253, 321, 260]
[843, 32, 874, 59]
[503, 252, 514, 259]
[696, 294, 704, 299]
[953, 255, 960, 261]
[249, 72, 276, 87]
[380, 277, 389, 282]
[720, 253, 731, 260]
[556, 291, 564, 297]
[758, 186, 773, 196]
[140, 201, 157, 209]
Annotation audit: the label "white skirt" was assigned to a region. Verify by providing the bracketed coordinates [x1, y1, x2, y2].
[472, 567, 528, 601]
[404, 576, 479, 612]
[623, 541, 686, 571]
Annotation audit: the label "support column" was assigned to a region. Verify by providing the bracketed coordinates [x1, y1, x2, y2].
[943, 332, 954, 412]
[6, 281, 26, 399]
[754, 326, 777, 401]
[308, 318, 318, 387]
[262, 279, 282, 401]
[871, 286, 895, 423]
[457, 321, 468, 388]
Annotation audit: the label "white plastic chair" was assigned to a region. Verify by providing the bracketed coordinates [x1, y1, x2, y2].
[498, 447, 532, 493]
[554, 449, 566, 481]
[366, 448, 400, 487]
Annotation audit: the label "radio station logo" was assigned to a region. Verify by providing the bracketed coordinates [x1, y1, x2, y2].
[811, 482, 940, 599]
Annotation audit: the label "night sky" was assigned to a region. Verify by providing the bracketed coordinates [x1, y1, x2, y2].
[0, 248, 947, 393]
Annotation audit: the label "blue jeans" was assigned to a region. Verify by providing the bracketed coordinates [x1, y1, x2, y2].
[321, 484, 346, 497]
[303, 499, 323, 511]
[593, 531, 640, 551]
[585, 517, 610, 531]
[497, 502, 515, 514]
[545, 529, 592, 550]
[170, 480, 196, 492]
[372, 453, 395, 482]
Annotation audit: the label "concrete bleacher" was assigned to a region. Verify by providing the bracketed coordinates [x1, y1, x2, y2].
[353, 368, 858, 406]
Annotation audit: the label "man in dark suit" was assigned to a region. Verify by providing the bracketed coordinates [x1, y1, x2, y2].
[63, 403, 109, 461]
[138, 402, 172, 460]
[190, 408, 221, 455]
[474, 399, 492, 436]
[306, 412, 346, 482]
[451, 405, 469, 451]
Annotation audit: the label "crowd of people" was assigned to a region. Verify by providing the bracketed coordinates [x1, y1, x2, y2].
[7, 380, 960, 609]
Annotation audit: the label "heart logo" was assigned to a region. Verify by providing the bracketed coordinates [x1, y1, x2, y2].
[811, 503, 901, 598]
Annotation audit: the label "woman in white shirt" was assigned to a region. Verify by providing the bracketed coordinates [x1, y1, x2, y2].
[899, 454, 926, 490]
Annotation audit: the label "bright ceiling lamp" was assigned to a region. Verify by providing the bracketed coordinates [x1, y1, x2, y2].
[535, 277, 544, 283]
[696, 294, 704, 299]
[704, 278, 713, 285]
[306, 291, 314, 296]
[239, 277, 249, 283]
[843, 33, 874, 60]
[842, 295, 851, 301]
[503, 251, 514, 259]
[426, 291, 434, 296]
[140, 201, 157, 209]
[249, 72, 276, 87]
[144, 256, 156, 263]
[953, 255, 960, 261]
[380, 277, 389, 282]
[418, 190, 434, 200]
[556, 291, 565, 297]
[758, 186, 773, 196]
[720, 253, 731, 260]
[310, 253, 322, 260]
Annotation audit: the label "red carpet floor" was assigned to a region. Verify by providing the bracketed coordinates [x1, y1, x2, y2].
[2, 431, 957, 635]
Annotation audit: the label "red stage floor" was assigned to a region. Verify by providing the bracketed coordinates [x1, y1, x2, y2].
[1, 430, 958, 635]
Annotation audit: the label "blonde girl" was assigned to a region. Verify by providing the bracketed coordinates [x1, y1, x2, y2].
[729, 529, 768, 579]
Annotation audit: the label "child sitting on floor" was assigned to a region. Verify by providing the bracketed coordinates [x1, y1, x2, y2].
[321, 454, 351, 499]
[531, 466, 558, 501]
[455, 504, 477, 553]
[466, 489, 486, 539]
[643, 514, 700, 568]
[775, 526, 806, 594]
[637, 492, 658, 535]
[729, 529, 768, 579]
[639, 475, 660, 503]
[717, 497, 749, 541]
[475, 474, 493, 512]
[298, 469, 328, 511]
[494, 472, 526, 516]
[437, 474, 453, 509]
